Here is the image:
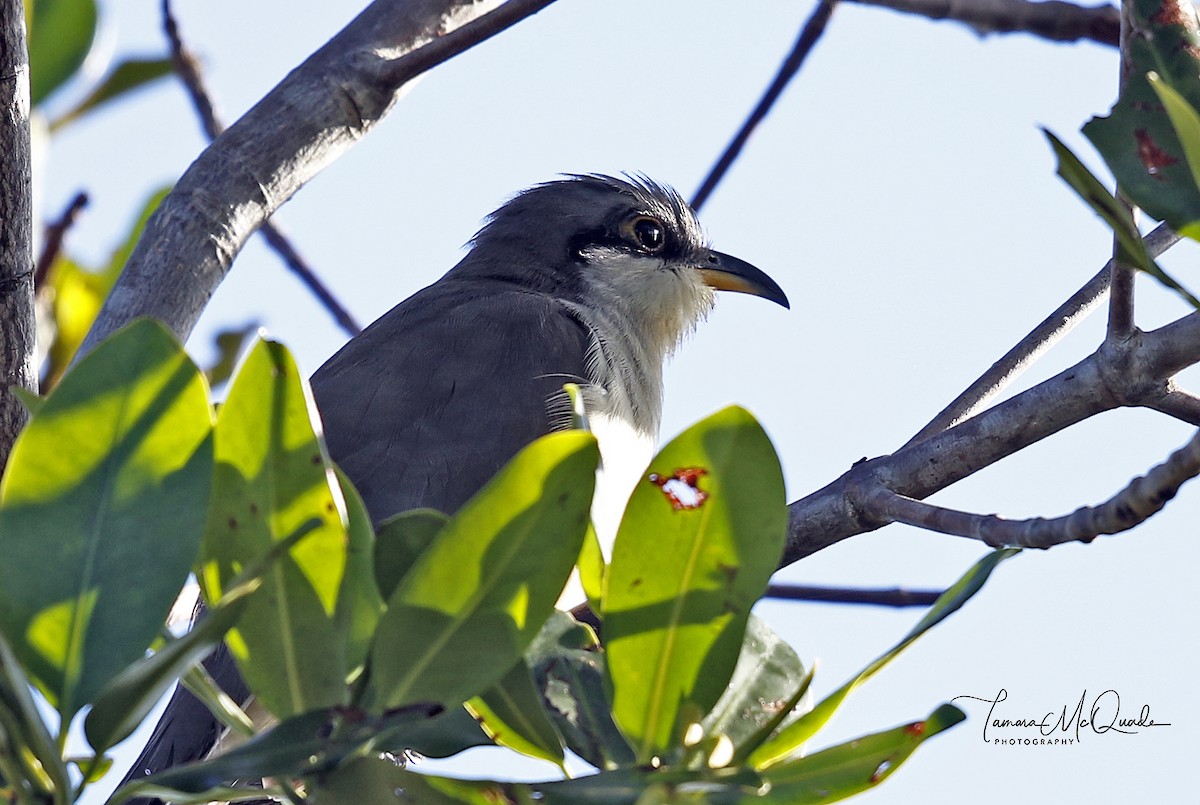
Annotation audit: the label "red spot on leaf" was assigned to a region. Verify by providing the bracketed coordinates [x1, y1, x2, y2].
[906, 720, 926, 737]
[1135, 129, 1179, 177]
[648, 467, 709, 510]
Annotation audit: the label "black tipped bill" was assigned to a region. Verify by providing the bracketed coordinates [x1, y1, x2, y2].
[697, 250, 790, 309]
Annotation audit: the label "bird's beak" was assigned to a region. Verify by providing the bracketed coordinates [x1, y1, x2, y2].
[697, 250, 790, 309]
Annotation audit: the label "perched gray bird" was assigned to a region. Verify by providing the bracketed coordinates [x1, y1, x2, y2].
[119, 174, 787, 800]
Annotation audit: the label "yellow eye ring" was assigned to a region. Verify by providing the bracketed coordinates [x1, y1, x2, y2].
[621, 214, 668, 254]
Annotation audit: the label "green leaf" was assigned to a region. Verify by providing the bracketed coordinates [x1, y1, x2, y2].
[373, 508, 449, 601]
[202, 322, 260, 390]
[9, 387, 43, 417]
[1147, 72, 1200, 241]
[200, 338, 358, 718]
[28, 0, 98, 106]
[467, 658, 565, 769]
[1083, 0, 1200, 235]
[603, 405, 787, 764]
[0, 631, 71, 800]
[702, 614, 811, 764]
[374, 705, 492, 759]
[49, 58, 174, 132]
[0, 319, 213, 724]
[314, 758, 513, 805]
[333, 468, 385, 679]
[750, 549, 1017, 768]
[44, 186, 172, 388]
[83, 583, 256, 754]
[1044, 130, 1199, 307]
[362, 431, 598, 712]
[125, 704, 441, 801]
[577, 522, 604, 612]
[527, 613, 635, 770]
[756, 704, 965, 804]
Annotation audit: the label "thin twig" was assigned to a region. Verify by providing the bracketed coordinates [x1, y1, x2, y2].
[764, 583, 942, 607]
[904, 222, 1180, 447]
[863, 428, 1200, 548]
[162, 0, 362, 336]
[847, 0, 1120, 46]
[690, 0, 838, 212]
[33, 191, 89, 289]
[1107, 6, 1137, 338]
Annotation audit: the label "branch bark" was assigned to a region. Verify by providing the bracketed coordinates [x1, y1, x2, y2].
[867, 425, 1200, 547]
[905, 222, 1180, 446]
[849, 0, 1120, 46]
[0, 0, 37, 468]
[79, 0, 557, 358]
[162, 0, 362, 337]
[782, 310, 1200, 565]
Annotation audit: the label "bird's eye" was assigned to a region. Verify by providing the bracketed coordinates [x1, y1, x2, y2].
[622, 215, 668, 254]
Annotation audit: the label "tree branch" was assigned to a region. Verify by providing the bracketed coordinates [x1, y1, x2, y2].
[0, 0, 37, 468]
[691, 0, 838, 212]
[161, 0, 362, 337]
[864, 426, 1200, 547]
[80, 0, 558, 358]
[848, 0, 1120, 46]
[1144, 387, 1200, 425]
[32, 190, 88, 290]
[783, 310, 1200, 565]
[905, 222, 1180, 446]
[764, 583, 942, 607]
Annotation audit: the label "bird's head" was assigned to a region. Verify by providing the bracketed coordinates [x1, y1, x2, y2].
[462, 175, 789, 340]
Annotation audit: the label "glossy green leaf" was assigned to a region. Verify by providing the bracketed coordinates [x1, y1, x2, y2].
[0, 319, 212, 723]
[0, 631, 70, 800]
[373, 704, 492, 759]
[83, 583, 256, 754]
[363, 431, 598, 712]
[44, 186, 172, 388]
[200, 338, 355, 718]
[756, 704, 964, 804]
[202, 322, 260, 390]
[1148, 72, 1200, 240]
[467, 658, 565, 769]
[1083, 0, 1200, 235]
[702, 614, 810, 763]
[9, 387, 42, 417]
[577, 522, 604, 612]
[1044, 130, 1199, 307]
[126, 703, 442, 801]
[180, 662, 254, 739]
[373, 508, 449, 601]
[604, 405, 787, 764]
[314, 758, 512, 805]
[28, 0, 98, 106]
[333, 468, 385, 678]
[750, 549, 1017, 768]
[527, 613, 635, 770]
[49, 58, 174, 131]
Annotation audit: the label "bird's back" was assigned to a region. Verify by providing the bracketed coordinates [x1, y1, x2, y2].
[311, 277, 593, 521]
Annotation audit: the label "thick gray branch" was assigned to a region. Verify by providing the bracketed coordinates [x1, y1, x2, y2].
[79, 0, 555, 357]
[0, 0, 37, 468]
[849, 0, 1120, 46]
[783, 314, 1200, 565]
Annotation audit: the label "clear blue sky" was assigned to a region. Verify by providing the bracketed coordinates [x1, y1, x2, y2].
[43, 1, 1198, 802]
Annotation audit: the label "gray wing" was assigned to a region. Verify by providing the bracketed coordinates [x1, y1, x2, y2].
[311, 280, 593, 521]
[118, 281, 592, 803]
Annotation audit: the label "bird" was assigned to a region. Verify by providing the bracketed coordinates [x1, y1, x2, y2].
[117, 174, 788, 801]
